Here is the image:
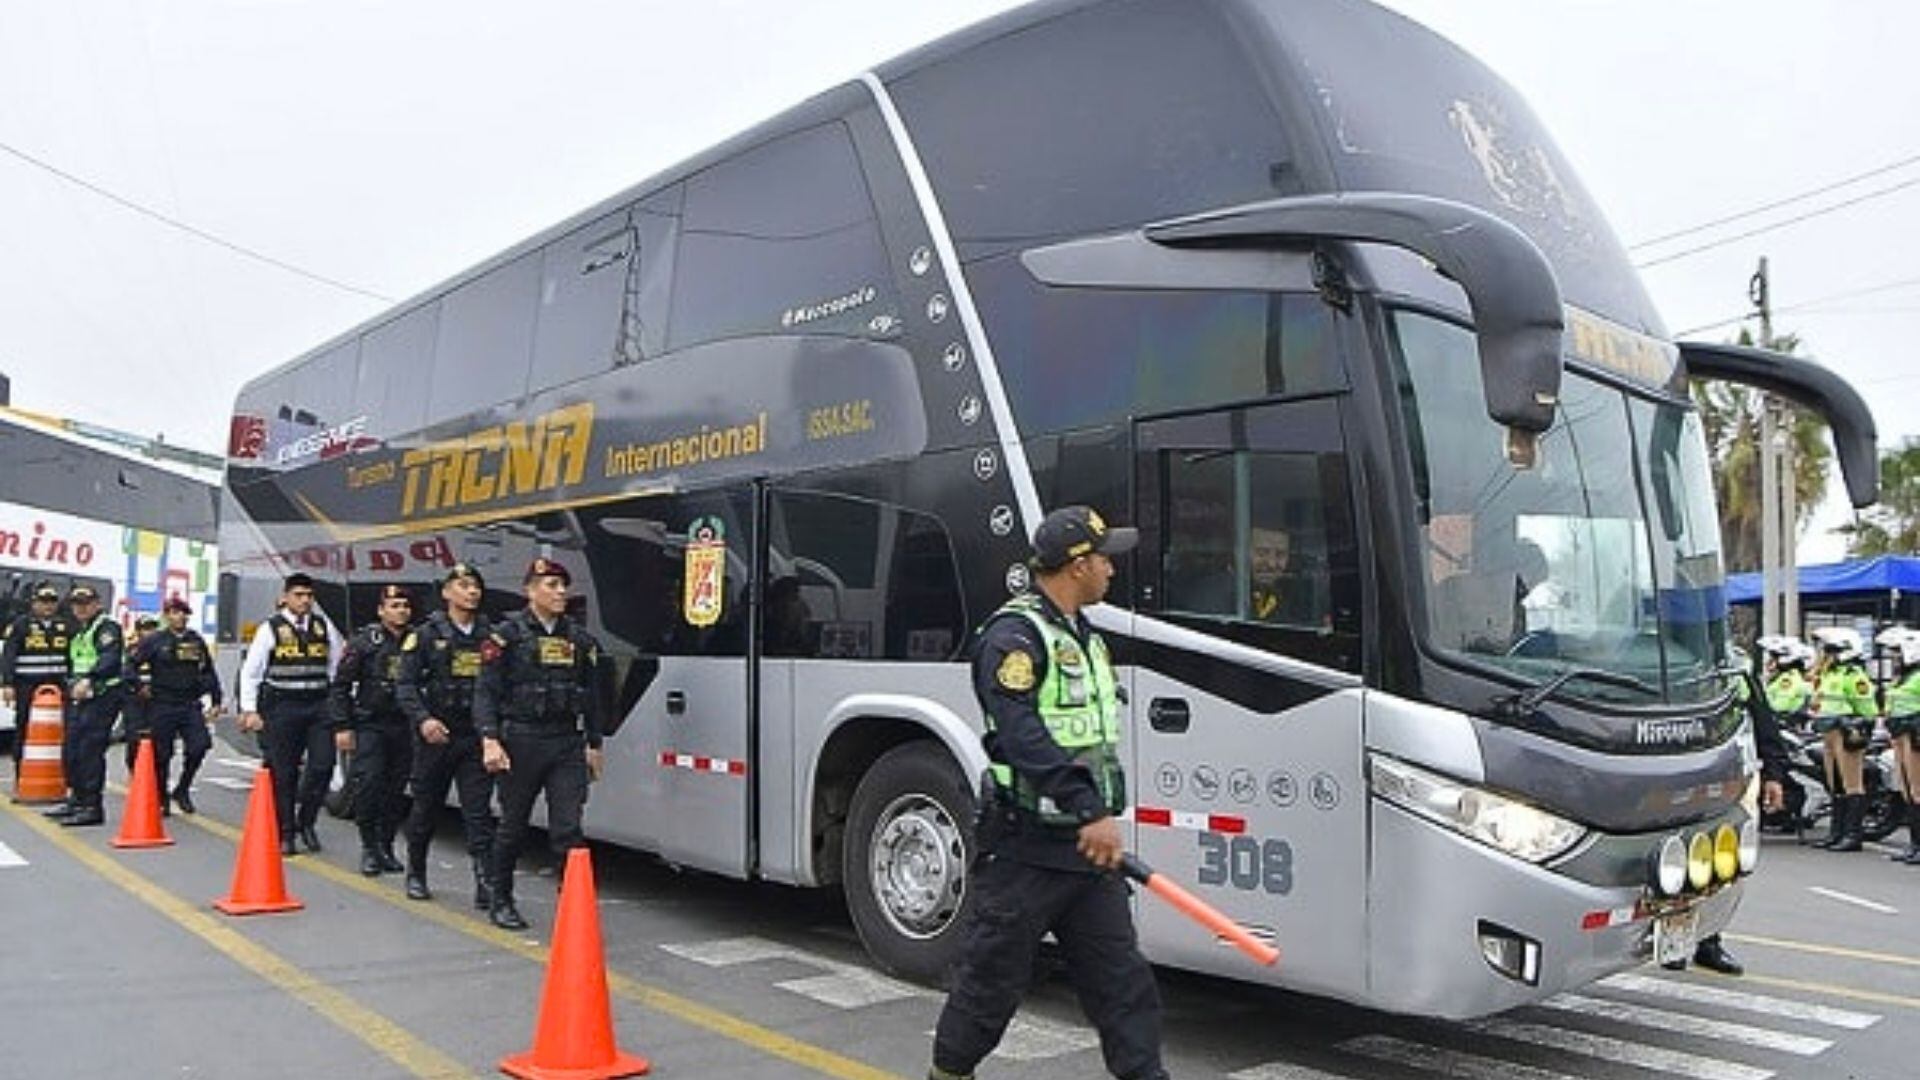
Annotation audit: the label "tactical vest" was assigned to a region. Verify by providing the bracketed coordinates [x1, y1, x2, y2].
[347, 624, 407, 721]
[1766, 669, 1811, 716]
[416, 613, 488, 723]
[263, 613, 331, 699]
[1812, 662, 1875, 720]
[149, 630, 210, 701]
[1886, 669, 1920, 719]
[497, 612, 591, 727]
[9, 617, 71, 684]
[986, 595, 1125, 827]
[69, 615, 120, 689]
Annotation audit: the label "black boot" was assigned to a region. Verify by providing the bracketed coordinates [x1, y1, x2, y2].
[60, 802, 105, 827]
[490, 890, 530, 931]
[174, 755, 201, 814]
[404, 840, 432, 900]
[360, 847, 384, 876]
[281, 832, 299, 857]
[472, 858, 493, 911]
[1811, 795, 1846, 848]
[377, 825, 404, 873]
[1831, 795, 1865, 852]
[1891, 802, 1920, 862]
[1692, 935, 1744, 975]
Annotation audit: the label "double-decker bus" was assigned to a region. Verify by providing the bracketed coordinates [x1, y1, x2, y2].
[218, 0, 1877, 1018]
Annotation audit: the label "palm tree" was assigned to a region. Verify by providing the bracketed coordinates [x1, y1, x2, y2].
[1840, 438, 1920, 555]
[1688, 331, 1832, 573]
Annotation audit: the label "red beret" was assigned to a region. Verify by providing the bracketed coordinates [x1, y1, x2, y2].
[525, 557, 571, 586]
[162, 596, 192, 615]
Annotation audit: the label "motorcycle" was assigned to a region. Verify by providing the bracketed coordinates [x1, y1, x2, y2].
[1761, 725, 1906, 843]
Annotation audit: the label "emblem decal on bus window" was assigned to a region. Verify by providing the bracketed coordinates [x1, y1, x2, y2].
[988, 505, 1015, 537]
[942, 343, 967, 372]
[957, 396, 982, 426]
[1004, 563, 1029, 595]
[1267, 771, 1297, 808]
[683, 516, 727, 629]
[926, 294, 950, 323]
[908, 246, 933, 277]
[1191, 764, 1221, 802]
[1154, 762, 1183, 798]
[1229, 769, 1258, 804]
[1309, 772, 1341, 811]
[972, 448, 997, 481]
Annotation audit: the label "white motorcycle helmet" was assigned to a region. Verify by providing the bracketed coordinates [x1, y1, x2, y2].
[1810, 626, 1865, 665]
[1756, 635, 1803, 667]
[1788, 640, 1817, 670]
[1877, 626, 1920, 669]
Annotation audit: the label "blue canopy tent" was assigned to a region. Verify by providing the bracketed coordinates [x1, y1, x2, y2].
[1727, 555, 1920, 628]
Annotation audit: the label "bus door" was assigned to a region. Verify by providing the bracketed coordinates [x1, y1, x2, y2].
[585, 486, 758, 876]
[1130, 397, 1366, 991]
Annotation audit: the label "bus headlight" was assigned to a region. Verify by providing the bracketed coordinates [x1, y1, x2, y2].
[1687, 832, 1714, 890]
[1653, 835, 1687, 896]
[1712, 825, 1740, 883]
[1368, 754, 1587, 864]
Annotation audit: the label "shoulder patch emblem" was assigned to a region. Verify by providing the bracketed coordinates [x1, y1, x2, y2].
[996, 649, 1036, 692]
[401, 631, 418, 652]
[1855, 678, 1871, 695]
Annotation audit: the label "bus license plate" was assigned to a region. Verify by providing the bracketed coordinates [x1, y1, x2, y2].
[1652, 908, 1698, 967]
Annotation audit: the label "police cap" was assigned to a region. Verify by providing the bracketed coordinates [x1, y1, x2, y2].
[135, 614, 160, 630]
[31, 584, 59, 602]
[68, 585, 100, 604]
[1029, 505, 1138, 572]
[444, 562, 486, 591]
[524, 557, 571, 586]
[283, 572, 316, 593]
[377, 583, 412, 605]
[162, 596, 192, 615]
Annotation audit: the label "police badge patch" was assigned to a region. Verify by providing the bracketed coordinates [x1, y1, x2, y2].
[996, 650, 1036, 691]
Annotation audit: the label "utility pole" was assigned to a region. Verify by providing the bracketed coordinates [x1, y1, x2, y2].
[1751, 257, 1798, 637]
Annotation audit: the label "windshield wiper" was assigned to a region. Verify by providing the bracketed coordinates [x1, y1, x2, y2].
[1669, 661, 1743, 690]
[1493, 666, 1660, 719]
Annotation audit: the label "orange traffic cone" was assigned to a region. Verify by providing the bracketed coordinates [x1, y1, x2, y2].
[499, 848, 650, 1079]
[11, 686, 68, 804]
[110, 737, 174, 848]
[213, 767, 303, 915]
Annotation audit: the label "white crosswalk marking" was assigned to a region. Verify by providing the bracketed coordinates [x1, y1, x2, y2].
[1228, 1062, 1358, 1079]
[1539, 993, 1831, 1055]
[1467, 1017, 1772, 1080]
[0, 840, 26, 868]
[661, 936, 803, 967]
[1601, 972, 1881, 1029]
[1340, 1034, 1586, 1080]
[987, 1013, 1100, 1062]
[204, 776, 252, 791]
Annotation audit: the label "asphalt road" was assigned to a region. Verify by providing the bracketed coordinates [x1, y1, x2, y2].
[1, 747, 1913, 1080]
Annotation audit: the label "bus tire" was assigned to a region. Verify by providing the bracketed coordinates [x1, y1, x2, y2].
[843, 741, 975, 986]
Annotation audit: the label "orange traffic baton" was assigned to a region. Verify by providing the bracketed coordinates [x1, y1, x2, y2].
[11, 686, 68, 804]
[1121, 853, 1279, 967]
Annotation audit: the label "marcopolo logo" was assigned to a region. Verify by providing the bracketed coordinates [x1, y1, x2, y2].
[1635, 717, 1707, 747]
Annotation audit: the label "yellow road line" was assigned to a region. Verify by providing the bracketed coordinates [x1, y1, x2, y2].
[1739, 971, 1920, 1012]
[175, 810, 906, 1080]
[1, 800, 473, 1079]
[1725, 931, 1920, 969]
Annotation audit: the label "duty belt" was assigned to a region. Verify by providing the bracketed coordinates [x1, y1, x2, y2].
[501, 717, 583, 738]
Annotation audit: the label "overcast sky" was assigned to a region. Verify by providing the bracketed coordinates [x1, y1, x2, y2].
[2, 1, 1915, 559]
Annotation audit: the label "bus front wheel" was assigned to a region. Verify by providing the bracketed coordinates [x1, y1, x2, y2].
[843, 742, 975, 986]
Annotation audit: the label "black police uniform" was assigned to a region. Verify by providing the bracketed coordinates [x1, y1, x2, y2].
[1684, 663, 1791, 976]
[475, 608, 604, 929]
[128, 623, 222, 810]
[258, 612, 337, 851]
[932, 589, 1166, 1080]
[122, 623, 156, 774]
[397, 609, 498, 905]
[1, 608, 73, 768]
[61, 613, 125, 825]
[330, 620, 414, 874]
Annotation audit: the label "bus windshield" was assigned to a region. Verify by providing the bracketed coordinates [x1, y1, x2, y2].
[1392, 310, 1728, 705]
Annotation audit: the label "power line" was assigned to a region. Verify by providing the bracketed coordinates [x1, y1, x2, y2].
[1635, 175, 1920, 270]
[1628, 152, 1920, 250]
[1673, 274, 1920, 337]
[0, 138, 394, 303]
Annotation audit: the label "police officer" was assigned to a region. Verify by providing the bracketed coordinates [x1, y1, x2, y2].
[397, 563, 498, 906]
[1875, 626, 1920, 865]
[929, 506, 1168, 1080]
[476, 557, 605, 932]
[128, 599, 222, 813]
[122, 614, 161, 775]
[1759, 636, 1813, 731]
[1675, 644, 1793, 976]
[1808, 626, 1876, 851]
[238, 573, 344, 856]
[1, 583, 73, 777]
[54, 586, 123, 827]
[330, 584, 415, 876]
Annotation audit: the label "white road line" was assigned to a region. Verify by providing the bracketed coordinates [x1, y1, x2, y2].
[987, 1014, 1100, 1062]
[661, 936, 804, 967]
[204, 777, 253, 791]
[214, 757, 259, 770]
[1468, 1017, 1772, 1080]
[0, 840, 26, 868]
[1540, 993, 1831, 1056]
[1806, 886, 1899, 915]
[1600, 972, 1880, 1030]
[776, 967, 924, 1009]
[1340, 1034, 1585, 1080]
[1229, 1062, 1360, 1079]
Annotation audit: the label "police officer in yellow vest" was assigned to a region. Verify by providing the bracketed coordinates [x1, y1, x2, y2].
[1758, 636, 1813, 729]
[1874, 626, 1920, 865]
[1808, 626, 1877, 852]
[929, 506, 1168, 1080]
[53, 586, 123, 826]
